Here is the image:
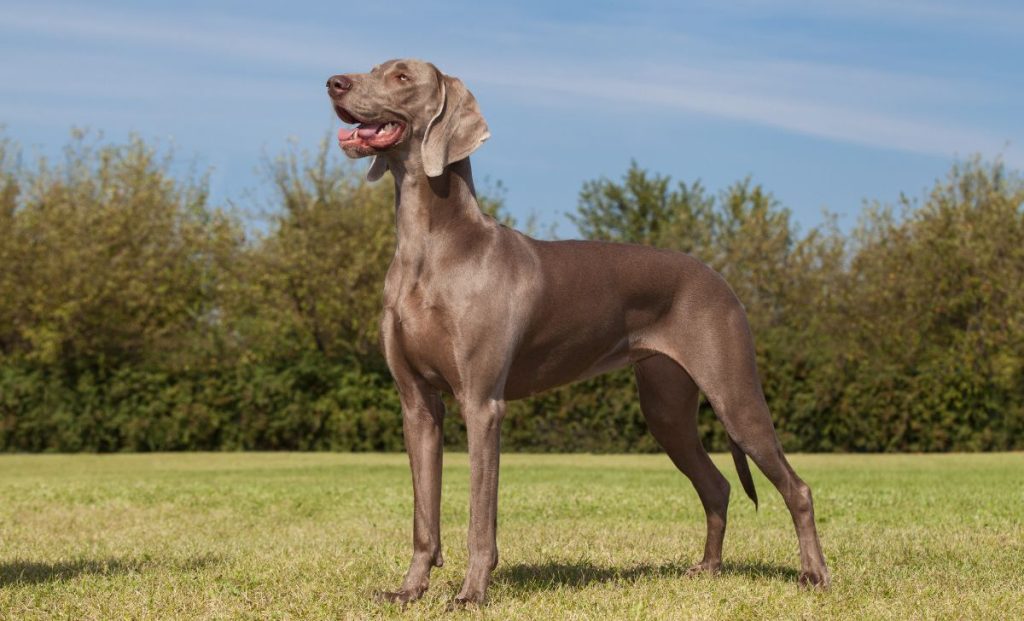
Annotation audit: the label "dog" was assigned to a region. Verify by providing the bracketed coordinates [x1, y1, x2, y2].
[326, 59, 830, 605]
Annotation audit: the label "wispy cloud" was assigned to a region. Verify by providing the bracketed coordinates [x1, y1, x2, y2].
[697, 0, 1024, 34]
[0, 3, 374, 70]
[460, 58, 1020, 167]
[1, 1, 1018, 166]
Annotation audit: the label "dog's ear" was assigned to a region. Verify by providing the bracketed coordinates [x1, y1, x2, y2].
[421, 74, 490, 178]
[366, 155, 388, 181]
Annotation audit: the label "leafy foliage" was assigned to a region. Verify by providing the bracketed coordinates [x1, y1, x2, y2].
[0, 133, 1020, 452]
[557, 158, 1024, 452]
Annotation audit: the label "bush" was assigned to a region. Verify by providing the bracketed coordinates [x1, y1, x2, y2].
[1, 132, 1020, 453]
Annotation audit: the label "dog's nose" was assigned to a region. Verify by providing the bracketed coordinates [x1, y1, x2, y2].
[327, 74, 352, 96]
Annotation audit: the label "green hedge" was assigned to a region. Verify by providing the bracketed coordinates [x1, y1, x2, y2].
[1, 134, 1021, 453]
[0, 360, 402, 452]
[3, 358, 1019, 453]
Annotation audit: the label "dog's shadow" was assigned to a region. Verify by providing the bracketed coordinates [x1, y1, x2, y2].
[0, 555, 219, 587]
[494, 559, 800, 592]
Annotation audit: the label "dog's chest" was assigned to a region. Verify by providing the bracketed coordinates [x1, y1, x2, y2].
[386, 284, 459, 386]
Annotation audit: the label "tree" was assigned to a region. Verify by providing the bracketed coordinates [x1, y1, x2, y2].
[830, 159, 1024, 450]
[570, 160, 715, 250]
[225, 139, 397, 369]
[0, 132, 241, 373]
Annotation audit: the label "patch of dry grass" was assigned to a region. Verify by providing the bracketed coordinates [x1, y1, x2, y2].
[0, 453, 1021, 619]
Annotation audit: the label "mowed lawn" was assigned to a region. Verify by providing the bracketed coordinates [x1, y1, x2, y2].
[0, 453, 1021, 619]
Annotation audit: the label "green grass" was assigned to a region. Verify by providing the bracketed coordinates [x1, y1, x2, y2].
[0, 453, 1021, 619]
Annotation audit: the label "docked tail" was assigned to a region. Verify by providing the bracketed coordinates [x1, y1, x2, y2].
[729, 437, 758, 510]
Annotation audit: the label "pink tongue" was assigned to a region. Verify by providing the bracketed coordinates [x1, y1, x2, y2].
[357, 124, 382, 138]
[337, 127, 357, 141]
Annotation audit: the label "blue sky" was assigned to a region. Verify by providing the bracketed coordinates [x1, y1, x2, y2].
[2, 0, 1021, 236]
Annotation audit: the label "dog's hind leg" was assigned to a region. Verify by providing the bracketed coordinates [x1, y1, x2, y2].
[671, 306, 831, 588]
[705, 389, 830, 587]
[634, 354, 731, 575]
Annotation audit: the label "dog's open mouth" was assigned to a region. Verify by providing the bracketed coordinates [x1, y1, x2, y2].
[335, 105, 406, 152]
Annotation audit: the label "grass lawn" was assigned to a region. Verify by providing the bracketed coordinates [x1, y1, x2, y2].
[0, 452, 1021, 619]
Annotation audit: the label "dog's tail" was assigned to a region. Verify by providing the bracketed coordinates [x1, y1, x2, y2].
[728, 437, 758, 510]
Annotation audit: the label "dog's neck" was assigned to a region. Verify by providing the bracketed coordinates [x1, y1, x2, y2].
[387, 157, 489, 259]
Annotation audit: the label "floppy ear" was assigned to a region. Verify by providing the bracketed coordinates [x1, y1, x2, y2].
[366, 155, 388, 181]
[421, 74, 490, 177]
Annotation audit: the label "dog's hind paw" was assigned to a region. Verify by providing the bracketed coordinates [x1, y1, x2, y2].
[685, 561, 722, 577]
[375, 587, 425, 604]
[798, 569, 831, 590]
[447, 593, 486, 611]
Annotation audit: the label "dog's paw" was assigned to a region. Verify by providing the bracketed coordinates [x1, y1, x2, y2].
[684, 561, 722, 577]
[447, 596, 484, 611]
[447, 590, 486, 610]
[798, 569, 831, 590]
[375, 587, 425, 604]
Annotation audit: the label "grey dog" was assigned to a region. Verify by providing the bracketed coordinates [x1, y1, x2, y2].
[326, 59, 830, 605]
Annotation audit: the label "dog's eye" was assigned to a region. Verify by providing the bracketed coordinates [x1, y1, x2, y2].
[396, 73, 410, 82]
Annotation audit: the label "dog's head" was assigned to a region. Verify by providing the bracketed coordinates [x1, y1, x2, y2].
[327, 59, 490, 181]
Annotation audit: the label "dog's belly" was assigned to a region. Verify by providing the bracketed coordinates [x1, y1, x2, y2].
[503, 336, 634, 399]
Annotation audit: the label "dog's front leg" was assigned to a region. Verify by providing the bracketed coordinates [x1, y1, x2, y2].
[379, 380, 445, 604]
[453, 397, 505, 606]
